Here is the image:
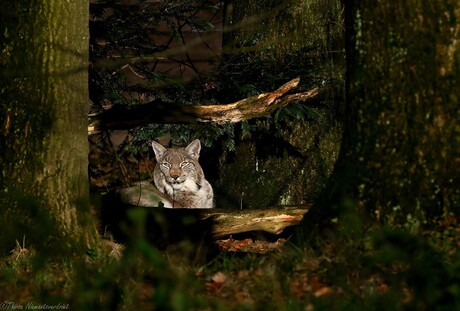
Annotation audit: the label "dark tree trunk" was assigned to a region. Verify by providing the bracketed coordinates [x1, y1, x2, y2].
[315, 1, 460, 227]
[0, 0, 98, 254]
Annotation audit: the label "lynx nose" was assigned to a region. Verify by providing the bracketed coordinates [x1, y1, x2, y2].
[170, 168, 181, 180]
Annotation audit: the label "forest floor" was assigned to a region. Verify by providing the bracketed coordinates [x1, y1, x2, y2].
[0, 214, 459, 310]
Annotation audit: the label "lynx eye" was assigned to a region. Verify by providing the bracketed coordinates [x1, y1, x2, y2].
[160, 162, 171, 169]
[180, 161, 190, 167]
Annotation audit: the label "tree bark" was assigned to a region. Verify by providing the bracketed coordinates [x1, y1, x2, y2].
[0, 0, 98, 253]
[88, 78, 318, 134]
[308, 1, 460, 228]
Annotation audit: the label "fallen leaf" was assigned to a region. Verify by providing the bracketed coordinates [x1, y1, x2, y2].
[215, 237, 287, 254]
[212, 272, 227, 284]
[377, 283, 390, 293]
[314, 286, 333, 297]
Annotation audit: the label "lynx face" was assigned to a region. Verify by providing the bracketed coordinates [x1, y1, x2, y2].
[151, 139, 214, 208]
[159, 157, 196, 189]
[155, 145, 201, 191]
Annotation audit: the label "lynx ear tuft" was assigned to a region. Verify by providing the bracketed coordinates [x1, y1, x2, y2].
[151, 141, 167, 162]
[185, 139, 201, 160]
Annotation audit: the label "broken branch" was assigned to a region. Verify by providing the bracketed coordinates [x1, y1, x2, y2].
[88, 78, 319, 135]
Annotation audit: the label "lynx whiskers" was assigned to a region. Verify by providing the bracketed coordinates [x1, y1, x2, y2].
[151, 139, 214, 209]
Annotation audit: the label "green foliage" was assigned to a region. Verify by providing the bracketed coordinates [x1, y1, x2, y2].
[301, 198, 460, 311]
[274, 102, 322, 123]
[1, 216, 459, 310]
[72, 240, 214, 311]
[371, 228, 460, 310]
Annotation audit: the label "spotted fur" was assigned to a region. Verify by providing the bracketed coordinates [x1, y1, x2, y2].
[151, 139, 214, 208]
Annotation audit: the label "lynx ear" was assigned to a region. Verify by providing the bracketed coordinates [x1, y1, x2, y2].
[151, 141, 166, 162]
[185, 139, 201, 160]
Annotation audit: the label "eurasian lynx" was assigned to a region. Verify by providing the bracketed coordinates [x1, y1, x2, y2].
[151, 139, 214, 208]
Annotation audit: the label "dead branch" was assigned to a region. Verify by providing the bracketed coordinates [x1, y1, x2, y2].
[88, 78, 319, 135]
[201, 207, 309, 239]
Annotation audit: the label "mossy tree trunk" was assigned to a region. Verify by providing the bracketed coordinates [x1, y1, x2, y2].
[322, 1, 460, 227]
[0, 0, 98, 254]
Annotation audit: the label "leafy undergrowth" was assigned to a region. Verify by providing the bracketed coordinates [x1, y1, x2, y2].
[1, 216, 459, 310]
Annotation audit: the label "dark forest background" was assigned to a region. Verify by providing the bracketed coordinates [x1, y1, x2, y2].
[0, 0, 459, 309]
[88, 0, 344, 210]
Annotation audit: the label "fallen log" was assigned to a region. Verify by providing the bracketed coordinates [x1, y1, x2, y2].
[201, 207, 309, 239]
[88, 78, 319, 135]
[113, 182, 309, 239]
